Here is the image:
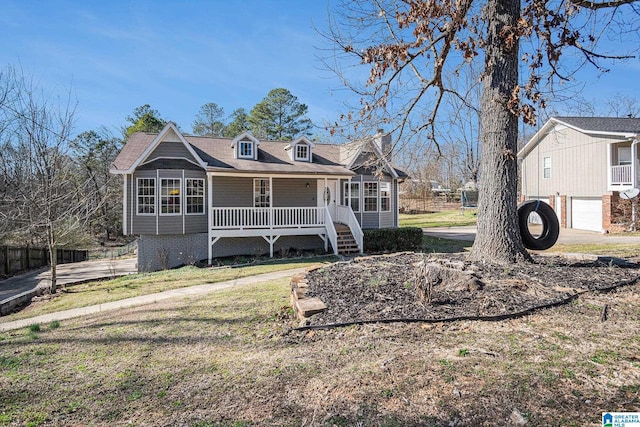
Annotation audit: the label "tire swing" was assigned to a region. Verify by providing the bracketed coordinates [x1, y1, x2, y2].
[517, 200, 560, 250]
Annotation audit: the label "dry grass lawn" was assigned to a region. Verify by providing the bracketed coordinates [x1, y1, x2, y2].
[1, 273, 639, 426]
[400, 211, 477, 228]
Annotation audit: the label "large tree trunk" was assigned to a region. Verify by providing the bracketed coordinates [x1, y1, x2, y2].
[469, 0, 531, 263]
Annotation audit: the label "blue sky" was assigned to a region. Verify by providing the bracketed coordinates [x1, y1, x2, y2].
[1, 0, 639, 140]
[0, 0, 352, 137]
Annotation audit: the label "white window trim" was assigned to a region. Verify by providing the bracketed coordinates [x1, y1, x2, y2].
[380, 182, 391, 212]
[253, 178, 271, 208]
[136, 177, 156, 216]
[543, 156, 551, 179]
[238, 140, 254, 159]
[363, 181, 379, 212]
[343, 181, 361, 212]
[185, 178, 205, 216]
[294, 143, 310, 161]
[618, 146, 632, 166]
[160, 178, 182, 216]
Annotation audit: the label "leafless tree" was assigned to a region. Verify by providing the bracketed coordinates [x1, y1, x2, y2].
[323, 0, 640, 262]
[0, 65, 101, 293]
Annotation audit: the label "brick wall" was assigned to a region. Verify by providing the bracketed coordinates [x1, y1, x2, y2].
[606, 192, 639, 232]
[138, 233, 208, 272]
[138, 233, 326, 272]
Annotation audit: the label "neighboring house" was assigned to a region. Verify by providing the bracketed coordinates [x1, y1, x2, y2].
[110, 122, 408, 271]
[518, 116, 640, 232]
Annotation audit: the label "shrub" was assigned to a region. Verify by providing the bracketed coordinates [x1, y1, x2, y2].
[363, 227, 423, 253]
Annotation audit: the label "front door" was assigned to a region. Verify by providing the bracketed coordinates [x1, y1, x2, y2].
[318, 179, 338, 220]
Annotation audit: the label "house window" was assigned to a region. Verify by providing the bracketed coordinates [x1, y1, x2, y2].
[160, 178, 181, 214]
[186, 179, 205, 214]
[295, 144, 309, 161]
[363, 182, 378, 212]
[618, 147, 632, 166]
[137, 178, 155, 215]
[380, 182, 391, 212]
[343, 182, 360, 212]
[239, 140, 253, 159]
[254, 179, 270, 207]
[543, 156, 551, 179]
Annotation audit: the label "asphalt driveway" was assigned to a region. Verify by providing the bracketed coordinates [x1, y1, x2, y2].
[423, 226, 639, 245]
[0, 258, 137, 314]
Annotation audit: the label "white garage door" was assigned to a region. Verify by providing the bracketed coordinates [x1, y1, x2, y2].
[571, 198, 602, 232]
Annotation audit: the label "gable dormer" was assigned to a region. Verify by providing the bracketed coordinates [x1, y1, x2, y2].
[284, 136, 315, 163]
[231, 132, 260, 160]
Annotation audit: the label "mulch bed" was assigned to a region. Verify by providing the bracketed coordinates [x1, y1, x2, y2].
[304, 252, 640, 326]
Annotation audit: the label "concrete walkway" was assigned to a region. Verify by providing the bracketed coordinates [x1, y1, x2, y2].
[0, 267, 305, 332]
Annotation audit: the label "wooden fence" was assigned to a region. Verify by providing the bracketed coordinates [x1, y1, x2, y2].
[0, 246, 88, 277]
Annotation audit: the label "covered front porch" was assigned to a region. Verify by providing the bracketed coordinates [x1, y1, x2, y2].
[609, 140, 640, 190]
[206, 174, 363, 262]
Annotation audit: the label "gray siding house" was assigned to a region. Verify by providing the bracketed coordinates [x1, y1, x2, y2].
[519, 116, 640, 232]
[111, 123, 408, 271]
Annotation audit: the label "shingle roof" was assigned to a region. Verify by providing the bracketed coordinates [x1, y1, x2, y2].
[187, 136, 354, 176]
[555, 116, 640, 134]
[111, 132, 156, 171]
[111, 130, 408, 178]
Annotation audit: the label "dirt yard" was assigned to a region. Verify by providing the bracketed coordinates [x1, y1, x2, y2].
[1, 253, 639, 426]
[304, 253, 640, 326]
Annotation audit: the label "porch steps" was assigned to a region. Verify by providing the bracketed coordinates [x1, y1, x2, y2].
[334, 223, 360, 255]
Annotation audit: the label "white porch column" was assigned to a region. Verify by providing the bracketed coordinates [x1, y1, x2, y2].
[123, 174, 128, 235]
[632, 139, 639, 188]
[348, 178, 352, 209]
[269, 176, 273, 229]
[607, 142, 613, 189]
[208, 173, 214, 265]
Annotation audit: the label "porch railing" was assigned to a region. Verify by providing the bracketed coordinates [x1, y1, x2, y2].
[611, 165, 633, 185]
[336, 205, 364, 253]
[210, 207, 326, 229]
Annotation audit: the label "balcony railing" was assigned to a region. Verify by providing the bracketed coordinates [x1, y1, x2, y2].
[611, 165, 633, 185]
[210, 207, 327, 230]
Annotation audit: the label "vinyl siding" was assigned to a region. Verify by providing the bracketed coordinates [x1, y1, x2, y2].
[351, 173, 396, 229]
[146, 141, 196, 163]
[272, 178, 316, 207]
[184, 170, 208, 234]
[129, 169, 207, 236]
[212, 176, 253, 207]
[130, 170, 158, 235]
[521, 126, 614, 198]
[157, 170, 184, 235]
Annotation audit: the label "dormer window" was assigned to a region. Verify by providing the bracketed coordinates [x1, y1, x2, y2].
[232, 132, 260, 160]
[295, 144, 309, 161]
[239, 140, 253, 159]
[285, 136, 315, 163]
